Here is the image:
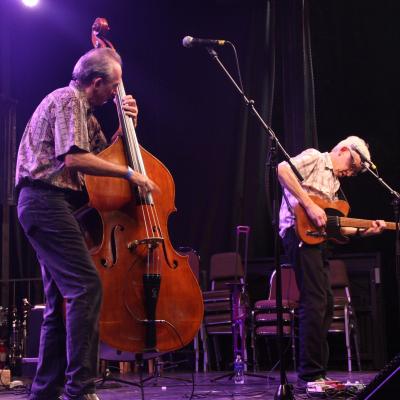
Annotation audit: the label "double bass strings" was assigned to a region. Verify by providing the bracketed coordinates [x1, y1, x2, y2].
[89, 19, 203, 359]
[116, 84, 164, 276]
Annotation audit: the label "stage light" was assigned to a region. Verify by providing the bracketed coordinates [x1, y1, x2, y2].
[22, 0, 40, 7]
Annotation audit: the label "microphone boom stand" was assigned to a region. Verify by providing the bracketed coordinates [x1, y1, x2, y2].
[361, 164, 400, 322]
[205, 47, 302, 399]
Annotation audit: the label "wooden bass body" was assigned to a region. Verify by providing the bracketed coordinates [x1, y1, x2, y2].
[82, 138, 204, 353]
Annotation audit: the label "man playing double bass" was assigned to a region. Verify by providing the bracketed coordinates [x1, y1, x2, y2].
[16, 48, 157, 400]
[277, 135, 386, 391]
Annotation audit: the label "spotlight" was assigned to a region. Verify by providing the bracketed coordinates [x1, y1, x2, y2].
[22, 0, 39, 7]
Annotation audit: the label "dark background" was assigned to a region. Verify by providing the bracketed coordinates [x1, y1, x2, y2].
[0, 0, 399, 365]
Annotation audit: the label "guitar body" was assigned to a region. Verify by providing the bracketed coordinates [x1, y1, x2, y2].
[294, 195, 351, 245]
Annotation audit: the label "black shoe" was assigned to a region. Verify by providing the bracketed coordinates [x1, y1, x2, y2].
[60, 394, 100, 400]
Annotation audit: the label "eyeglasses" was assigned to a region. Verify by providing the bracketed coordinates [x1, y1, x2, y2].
[348, 150, 362, 175]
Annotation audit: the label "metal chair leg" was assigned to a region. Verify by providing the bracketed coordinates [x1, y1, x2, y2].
[290, 310, 297, 371]
[250, 311, 257, 372]
[350, 308, 362, 371]
[193, 333, 199, 373]
[344, 304, 352, 372]
[239, 319, 247, 372]
[212, 335, 222, 371]
[200, 324, 208, 372]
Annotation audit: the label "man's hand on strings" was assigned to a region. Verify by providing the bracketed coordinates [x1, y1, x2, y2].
[118, 94, 138, 127]
[129, 171, 160, 194]
[111, 95, 138, 142]
[360, 220, 386, 236]
[121, 95, 138, 127]
[305, 202, 327, 228]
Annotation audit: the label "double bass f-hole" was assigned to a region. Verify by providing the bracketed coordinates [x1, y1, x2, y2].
[100, 224, 125, 268]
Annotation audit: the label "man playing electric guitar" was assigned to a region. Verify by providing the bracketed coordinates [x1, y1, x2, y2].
[277, 136, 386, 390]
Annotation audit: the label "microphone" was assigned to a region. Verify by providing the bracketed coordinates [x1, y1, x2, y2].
[350, 144, 377, 170]
[182, 36, 226, 48]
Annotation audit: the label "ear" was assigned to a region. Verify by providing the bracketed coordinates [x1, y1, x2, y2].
[93, 77, 103, 88]
[338, 146, 348, 155]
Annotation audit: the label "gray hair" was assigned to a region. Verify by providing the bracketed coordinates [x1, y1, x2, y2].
[332, 136, 371, 172]
[332, 135, 371, 162]
[72, 48, 122, 86]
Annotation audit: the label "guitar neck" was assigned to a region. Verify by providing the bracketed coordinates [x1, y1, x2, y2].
[339, 217, 397, 231]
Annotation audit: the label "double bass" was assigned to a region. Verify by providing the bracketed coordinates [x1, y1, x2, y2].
[82, 18, 203, 353]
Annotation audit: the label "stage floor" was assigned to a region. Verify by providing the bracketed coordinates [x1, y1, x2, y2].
[0, 370, 377, 400]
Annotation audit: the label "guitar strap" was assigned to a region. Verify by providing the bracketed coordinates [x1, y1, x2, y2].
[281, 166, 348, 221]
[338, 187, 348, 202]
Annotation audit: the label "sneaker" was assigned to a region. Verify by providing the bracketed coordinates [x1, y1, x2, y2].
[61, 394, 100, 400]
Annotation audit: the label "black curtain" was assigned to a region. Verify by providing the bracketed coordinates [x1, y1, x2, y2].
[277, 0, 319, 154]
[3, 0, 398, 361]
[0, 0, 318, 279]
[192, 0, 320, 260]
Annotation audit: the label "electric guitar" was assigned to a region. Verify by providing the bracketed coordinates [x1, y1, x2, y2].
[294, 195, 397, 245]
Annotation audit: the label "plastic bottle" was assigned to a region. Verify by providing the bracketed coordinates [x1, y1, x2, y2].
[233, 353, 244, 384]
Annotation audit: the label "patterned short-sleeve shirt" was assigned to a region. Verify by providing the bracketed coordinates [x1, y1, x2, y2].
[15, 81, 108, 191]
[279, 148, 340, 238]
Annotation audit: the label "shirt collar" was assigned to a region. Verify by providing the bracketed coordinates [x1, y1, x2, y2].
[69, 80, 93, 114]
[323, 152, 334, 171]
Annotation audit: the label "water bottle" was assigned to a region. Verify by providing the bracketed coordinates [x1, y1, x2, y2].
[233, 354, 245, 384]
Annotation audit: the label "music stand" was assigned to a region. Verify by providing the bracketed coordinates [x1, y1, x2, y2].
[211, 226, 272, 382]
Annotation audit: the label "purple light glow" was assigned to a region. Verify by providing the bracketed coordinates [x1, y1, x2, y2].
[22, 0, 39, 7]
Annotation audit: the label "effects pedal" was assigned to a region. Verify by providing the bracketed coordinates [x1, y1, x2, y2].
[306, 379, 343, 394]
[306, 379, 366, 396]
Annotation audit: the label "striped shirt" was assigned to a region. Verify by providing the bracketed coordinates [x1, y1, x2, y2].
[15, 81, 107, 191]
[279, 148, 340, 238]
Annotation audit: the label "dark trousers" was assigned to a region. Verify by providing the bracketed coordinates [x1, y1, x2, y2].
[17, 186, 102, 400]
[282, 227, 333, 381]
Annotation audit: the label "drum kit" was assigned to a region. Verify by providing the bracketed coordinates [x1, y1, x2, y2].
[0, 298, 32, 372]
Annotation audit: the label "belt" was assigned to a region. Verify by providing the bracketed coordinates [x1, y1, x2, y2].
[18, 179, 74, 193]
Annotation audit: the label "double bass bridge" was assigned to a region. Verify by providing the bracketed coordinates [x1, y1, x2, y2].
[127, 237, 164, 251]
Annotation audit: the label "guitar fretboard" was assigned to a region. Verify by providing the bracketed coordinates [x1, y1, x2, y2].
[338, 217, 396, 231]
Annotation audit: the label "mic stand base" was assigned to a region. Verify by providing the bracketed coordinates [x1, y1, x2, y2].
[275, 384, 294, 400]
[95, 368, 142, 390]
[140, 356, 192, 385]
[211, 370, 274, 382]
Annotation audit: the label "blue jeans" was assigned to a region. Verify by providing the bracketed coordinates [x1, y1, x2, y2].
[282, 227, 333, 381]
[18, 185, 102, 400]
